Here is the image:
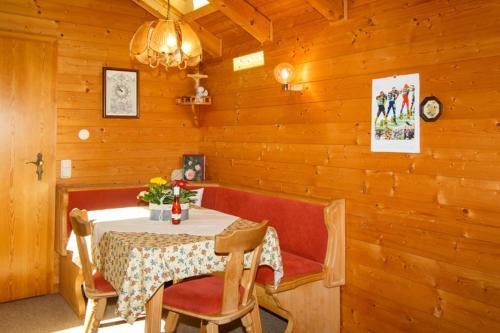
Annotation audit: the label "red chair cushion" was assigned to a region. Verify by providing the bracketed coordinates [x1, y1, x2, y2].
[256, 250, 323, 285]
[92, 272, 115, 292]
[163, 276, 244, 315]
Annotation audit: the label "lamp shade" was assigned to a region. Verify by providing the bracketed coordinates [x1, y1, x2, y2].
[274, 63, 295, 84]
[149, 19, 179, 54]
[129, 21, 154, 56]
[129, 17, 202, 70]
[179, 22, 202, 58]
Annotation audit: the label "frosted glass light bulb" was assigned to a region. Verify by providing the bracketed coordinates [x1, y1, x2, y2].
[281, 68, 290, 82]
[182, 42, 192, 54]
[167, 34, 177, 47]
[273, 63, 295, 85]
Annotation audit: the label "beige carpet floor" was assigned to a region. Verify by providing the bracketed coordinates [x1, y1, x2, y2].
[0, 294, 287, 333]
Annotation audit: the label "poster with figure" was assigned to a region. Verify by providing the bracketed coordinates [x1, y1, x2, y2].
[371, 73, 420, 153]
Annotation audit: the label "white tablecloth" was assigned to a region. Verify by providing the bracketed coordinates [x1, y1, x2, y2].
[66, 206, 239, 265]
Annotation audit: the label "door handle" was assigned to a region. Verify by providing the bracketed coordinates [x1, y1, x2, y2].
[26, 152, 44, 181]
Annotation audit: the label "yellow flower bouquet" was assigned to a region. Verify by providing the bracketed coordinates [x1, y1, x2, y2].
[137, 177, 196, 205]
[138, 177, 196, 221]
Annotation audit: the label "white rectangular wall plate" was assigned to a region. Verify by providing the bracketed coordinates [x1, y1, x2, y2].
[61, 159, 72, 179]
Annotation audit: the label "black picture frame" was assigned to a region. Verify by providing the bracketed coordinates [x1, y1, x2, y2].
[420, 96, 442, 122]
[102, 67, 139, 118]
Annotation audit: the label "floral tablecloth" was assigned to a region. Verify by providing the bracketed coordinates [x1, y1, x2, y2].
[95, 219, 283, 323]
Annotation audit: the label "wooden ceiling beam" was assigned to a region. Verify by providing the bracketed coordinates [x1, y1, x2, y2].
[131, 0, 222, 58]
[305, 0, 347, 21]
[183, 4, 217, 22]
[209, 0, 272, 43]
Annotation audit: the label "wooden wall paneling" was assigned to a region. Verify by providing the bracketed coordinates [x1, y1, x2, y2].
[0, 0, 200, 187]
[200, 0, 500, 332]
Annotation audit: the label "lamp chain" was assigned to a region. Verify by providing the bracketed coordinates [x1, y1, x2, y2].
[166, 0, 171, 19]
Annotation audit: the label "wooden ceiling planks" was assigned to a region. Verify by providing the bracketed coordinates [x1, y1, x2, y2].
[126, 0, 348, 60]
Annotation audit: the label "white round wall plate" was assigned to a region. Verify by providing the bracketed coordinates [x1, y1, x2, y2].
[78, 129, 90, 140]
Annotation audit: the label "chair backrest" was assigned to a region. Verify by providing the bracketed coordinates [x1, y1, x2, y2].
[214, 221, 268, 314]
[69, 208, 96, 291]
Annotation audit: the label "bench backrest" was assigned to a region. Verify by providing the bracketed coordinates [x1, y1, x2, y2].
[202, 187, 327, 264]
[63, 185, 328, 264]
[66, 187, 145, 235]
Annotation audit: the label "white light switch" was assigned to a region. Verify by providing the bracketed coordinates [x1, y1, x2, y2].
[61, 160, 72, 179]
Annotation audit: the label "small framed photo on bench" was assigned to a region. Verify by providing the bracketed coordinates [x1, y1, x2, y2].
[182, 154, 205, 181]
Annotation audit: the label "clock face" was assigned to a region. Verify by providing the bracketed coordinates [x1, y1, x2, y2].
[423, 100, 439, 118]
[114, 84, 129, 99]
[420, 96, 442, 122]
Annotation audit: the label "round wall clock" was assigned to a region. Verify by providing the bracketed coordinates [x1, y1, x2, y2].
[420, 96, 442, 122]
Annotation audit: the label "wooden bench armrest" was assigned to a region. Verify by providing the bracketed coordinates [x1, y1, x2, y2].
[323, 199, 346, 288]
[262, 272, 324, 294]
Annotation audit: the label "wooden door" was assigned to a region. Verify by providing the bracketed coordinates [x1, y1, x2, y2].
[0, 33, 56, 302]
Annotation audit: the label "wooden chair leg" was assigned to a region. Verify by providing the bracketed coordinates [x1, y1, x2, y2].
[200, 321, 208, 333]
[164, 311, 180, 333]
[249, 289, 263, 333]
[241, 313, 255, 333]
[206, 322, 219, 333]
[83, 298, 97, 333]
[83, 298, 107, 333]
[92, 298, 107, 333]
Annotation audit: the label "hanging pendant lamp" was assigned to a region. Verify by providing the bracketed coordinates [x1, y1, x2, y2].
[129, 0, 202, 70]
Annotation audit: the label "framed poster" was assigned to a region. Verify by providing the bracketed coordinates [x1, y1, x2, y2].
[102, 67, 139, 118]
[182, 154, 206, 181]
[371, 73, 420, 153]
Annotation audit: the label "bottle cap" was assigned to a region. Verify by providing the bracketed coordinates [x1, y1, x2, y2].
[173, 186, 180, 195]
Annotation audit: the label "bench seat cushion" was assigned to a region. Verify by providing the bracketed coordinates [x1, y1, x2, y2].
[256, 250, 323, 285]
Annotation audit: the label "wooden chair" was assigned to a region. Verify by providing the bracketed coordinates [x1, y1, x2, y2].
[162, 221, 269, 333]
[69, 208, 117, 333]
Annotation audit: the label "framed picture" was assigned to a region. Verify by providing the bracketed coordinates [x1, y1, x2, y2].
[182, 154, 206, 181]
[371, 73, 420, 153]
[420, 96, 443, 122]
[102, 67, 139, 118]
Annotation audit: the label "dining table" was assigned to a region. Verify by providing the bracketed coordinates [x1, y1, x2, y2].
[66, 205, 283, 333]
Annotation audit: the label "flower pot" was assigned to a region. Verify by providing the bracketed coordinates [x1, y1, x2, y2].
[149, 203, 189, 221]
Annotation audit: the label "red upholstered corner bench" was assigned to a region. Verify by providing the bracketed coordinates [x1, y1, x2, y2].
[200, 185, 345, 333]
[56, 183, 345, 333]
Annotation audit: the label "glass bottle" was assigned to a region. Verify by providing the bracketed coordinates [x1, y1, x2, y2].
[171, 186, 181, 225]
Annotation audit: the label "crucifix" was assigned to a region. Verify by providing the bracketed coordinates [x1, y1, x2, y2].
[187, 72, 208, 89]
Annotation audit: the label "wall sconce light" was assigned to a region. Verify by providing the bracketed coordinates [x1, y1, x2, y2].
[274, 63, 303, 91]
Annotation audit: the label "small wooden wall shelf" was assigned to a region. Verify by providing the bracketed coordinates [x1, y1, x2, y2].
[176, 96, 212, 127]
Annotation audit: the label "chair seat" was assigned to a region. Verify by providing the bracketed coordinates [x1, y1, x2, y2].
[256, 250, 323, 285]
[92, 271, 115, 292]
[163, 276, 244, 315]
